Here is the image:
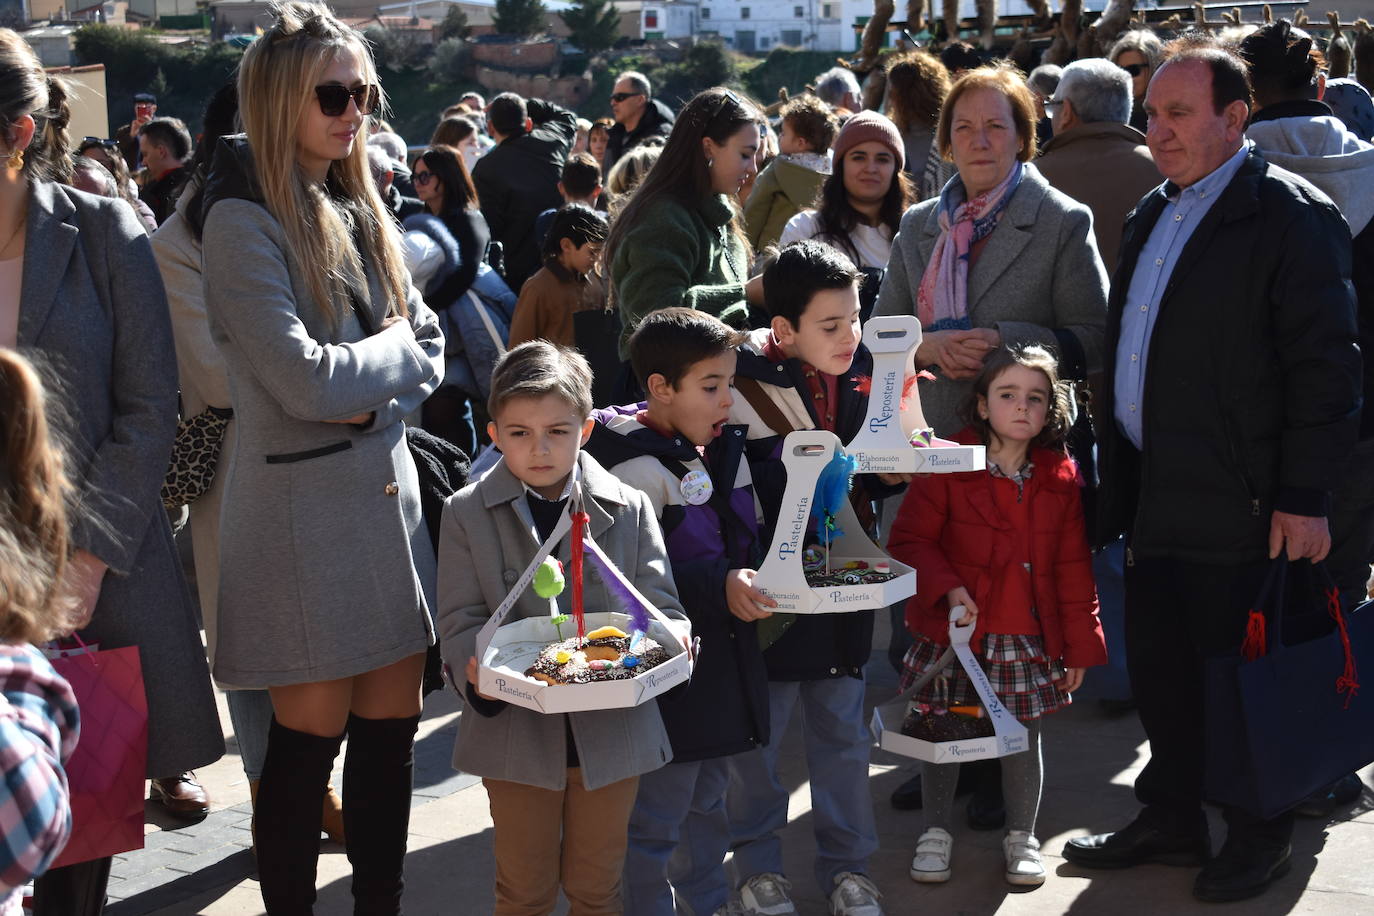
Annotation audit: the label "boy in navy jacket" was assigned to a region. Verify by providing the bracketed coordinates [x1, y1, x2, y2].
[585, 308, 775, 916]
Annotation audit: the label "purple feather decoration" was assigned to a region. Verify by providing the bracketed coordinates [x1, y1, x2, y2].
[585, 537, 652, 636]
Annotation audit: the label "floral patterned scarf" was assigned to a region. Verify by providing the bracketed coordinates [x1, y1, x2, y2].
[916, 162, 1024, 332]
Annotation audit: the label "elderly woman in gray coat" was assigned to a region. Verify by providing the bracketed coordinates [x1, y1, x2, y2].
[0, 34, 223, 915]
[876, 62, 1109, 438]
[199, 6, 444, 912]
[875, 64, 1108, 822]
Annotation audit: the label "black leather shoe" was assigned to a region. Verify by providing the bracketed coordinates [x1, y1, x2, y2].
[965, 785, 1006, 830]
[1193, 841, 1290, 902]
[1063, 815, 1210, 869]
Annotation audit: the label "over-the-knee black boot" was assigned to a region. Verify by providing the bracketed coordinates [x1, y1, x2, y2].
[343, 713, 420, 915]
[257, 718, 344, 915]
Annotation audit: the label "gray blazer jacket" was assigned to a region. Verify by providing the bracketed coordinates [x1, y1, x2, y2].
[438, 451, 686, 791]
[876, 163, 1109, 437]
[20, 180, 223, 775]
[202, 191, 445, 687]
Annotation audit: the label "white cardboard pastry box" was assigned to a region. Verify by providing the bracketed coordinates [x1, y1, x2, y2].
[472, 490, 695, 715]
[870, 608, 1029, 764]
[753, 430, 916, 614]
[845, 315, 987, 475]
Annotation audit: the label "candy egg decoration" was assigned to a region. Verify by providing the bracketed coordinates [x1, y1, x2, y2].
[533, 558, 565, 599]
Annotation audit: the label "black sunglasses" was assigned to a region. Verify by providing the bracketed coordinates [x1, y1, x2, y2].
[314, 84, 379, 118]
[81, 136, 118, 149]
[1119, 63, 1148, 77]
[610, 92, 643, 104]
[413, 170, 437, 186]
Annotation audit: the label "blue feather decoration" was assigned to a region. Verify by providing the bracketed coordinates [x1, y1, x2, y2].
[813, 450, 855, 546]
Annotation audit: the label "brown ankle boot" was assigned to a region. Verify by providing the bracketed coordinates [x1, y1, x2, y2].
[322, 783, 345, 844]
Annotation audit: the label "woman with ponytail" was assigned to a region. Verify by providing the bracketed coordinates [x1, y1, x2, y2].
[604, 87, 766, 361]
[0, 349, 80, 916]
[0, 27, 225, 916]
[199, 2, 444, 911]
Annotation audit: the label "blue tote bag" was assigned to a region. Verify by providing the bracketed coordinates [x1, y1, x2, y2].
[1204, 559, 1374, 819]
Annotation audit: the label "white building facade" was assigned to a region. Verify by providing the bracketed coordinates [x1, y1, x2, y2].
[693, 0, 865, 53]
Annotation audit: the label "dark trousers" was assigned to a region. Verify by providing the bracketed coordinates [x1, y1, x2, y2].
[32, 856, 112, 916]
[1124, 554, 1294, 846]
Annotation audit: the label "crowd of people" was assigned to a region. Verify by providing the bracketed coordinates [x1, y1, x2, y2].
[0, 1, 1371, 914]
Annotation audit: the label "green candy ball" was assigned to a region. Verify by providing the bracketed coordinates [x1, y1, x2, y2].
[533, 558, 565, 598]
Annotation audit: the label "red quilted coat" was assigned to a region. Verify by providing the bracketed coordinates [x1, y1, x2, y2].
[887, 429, 1107, 669]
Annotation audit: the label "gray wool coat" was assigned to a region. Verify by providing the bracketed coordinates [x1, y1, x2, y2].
[437, 451, 687, 791]
[201, 196, 445, 688]
[19, 180, 224, 776]
[875, 163, 1109, 437]
[151, 187, 237, 675]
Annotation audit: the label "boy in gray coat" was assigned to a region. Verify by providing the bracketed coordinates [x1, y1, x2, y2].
[437, 341, 688, 914]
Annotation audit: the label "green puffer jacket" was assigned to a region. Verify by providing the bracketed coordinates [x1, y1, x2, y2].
[744, 156, 827, 249]
[611, 193, 749, 357]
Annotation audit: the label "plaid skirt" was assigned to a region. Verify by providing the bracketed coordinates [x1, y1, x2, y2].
[898, 632, 1071, 721]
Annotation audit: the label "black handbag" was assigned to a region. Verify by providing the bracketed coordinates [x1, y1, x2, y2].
[1204, 558, 1374, 818]
[161, 405, 233, 510]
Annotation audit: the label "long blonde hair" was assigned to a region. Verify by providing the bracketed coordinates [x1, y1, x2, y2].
[238, 1, 409, 326]
[0, 349, 73, 644]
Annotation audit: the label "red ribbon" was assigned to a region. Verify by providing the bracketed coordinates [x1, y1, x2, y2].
[570, 510, 590, 645]
[1241, 608, 1267, 662]
[1327, 586, 1360, 709]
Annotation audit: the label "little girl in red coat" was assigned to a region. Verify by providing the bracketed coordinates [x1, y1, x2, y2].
[887, 344, 1106, 889]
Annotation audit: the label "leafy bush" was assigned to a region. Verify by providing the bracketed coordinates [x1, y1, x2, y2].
[73, 26, 242, 134]
[428, 38, 472, 85]
[492, 0, 548, 38]
[742, 47, 847, 103]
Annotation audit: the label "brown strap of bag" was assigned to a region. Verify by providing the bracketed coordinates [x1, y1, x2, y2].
[734, 376, 796, 437]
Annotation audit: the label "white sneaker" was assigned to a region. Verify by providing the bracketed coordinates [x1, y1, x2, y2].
[909, 827, 953, 883]
[1003, 829, 1046, 886]
[738, 872, 798, 916]
[829, 872, 883, 916]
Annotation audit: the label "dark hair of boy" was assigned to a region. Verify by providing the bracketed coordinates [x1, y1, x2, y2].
[958, 344, 1073, 452]
[138, 116, 193, 161]
[561, 152, 602, 198]
[761, 239, 861, 328]
[487, 92, 528, 136]
[488, 340, 594, 421]
[779, 94, 839, 153]
[628, 307, 746, 390]
[540, 202, 608, 262]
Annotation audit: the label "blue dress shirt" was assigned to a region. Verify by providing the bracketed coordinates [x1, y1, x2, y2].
[1114, 144, 1251, 449]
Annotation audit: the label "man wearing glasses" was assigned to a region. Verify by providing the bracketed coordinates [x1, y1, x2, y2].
[605, 71, 675, 173]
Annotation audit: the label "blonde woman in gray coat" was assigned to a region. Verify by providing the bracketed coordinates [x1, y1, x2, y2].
[200, 5, 444, 912]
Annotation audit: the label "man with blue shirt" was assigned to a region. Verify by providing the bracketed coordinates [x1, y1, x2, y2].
[1065, 36, 1360, 904]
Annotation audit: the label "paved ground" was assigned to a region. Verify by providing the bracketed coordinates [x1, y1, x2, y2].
[90, 600, 1374, 916]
